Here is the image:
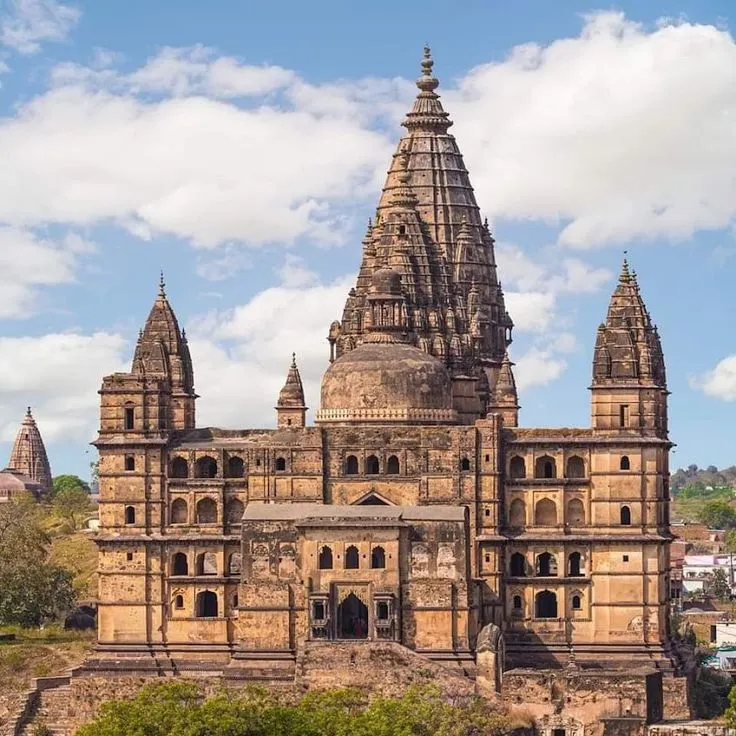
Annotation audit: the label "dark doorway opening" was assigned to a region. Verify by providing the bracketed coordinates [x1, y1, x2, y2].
[535, 590, 558, 618]
[337, 593, 369, 639]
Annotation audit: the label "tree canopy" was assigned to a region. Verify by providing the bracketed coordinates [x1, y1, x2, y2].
[52, 486, 93, 531]
[52, 474, 91, 497]
[698, 500, 736, 530]
[0, 494, 77, 626]
[75, 681, 512, 736]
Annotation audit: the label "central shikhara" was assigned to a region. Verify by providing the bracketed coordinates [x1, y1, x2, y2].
[93, 49, 683, 730]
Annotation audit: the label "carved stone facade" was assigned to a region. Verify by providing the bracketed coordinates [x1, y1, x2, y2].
[0, 407, 52, 501]
[92, 49, 681, 731]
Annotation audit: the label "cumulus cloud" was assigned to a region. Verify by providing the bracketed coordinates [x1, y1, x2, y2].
[691, 357, 736, 402]
[448, 12, 736, 247]
[514, 347, 568, 391]
[1, 0, 79, 54]
[0, 332, 128, 443]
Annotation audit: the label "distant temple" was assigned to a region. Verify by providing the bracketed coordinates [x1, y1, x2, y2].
[0, 407, 53, 502]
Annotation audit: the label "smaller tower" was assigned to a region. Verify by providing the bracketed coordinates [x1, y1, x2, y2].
[276, 354, 307, 428]
[8, 407, 52, 497]
[486, 351, 519, 427]
[591, 258, 667, 437]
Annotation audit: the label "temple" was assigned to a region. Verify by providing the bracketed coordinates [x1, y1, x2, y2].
[0, 407, 52, 502]
[92, 48, 686, 734]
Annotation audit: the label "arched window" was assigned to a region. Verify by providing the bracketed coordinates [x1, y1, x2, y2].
[510, 552, 526, 577]
[386, 455, 400, 475]
[509, 498, 526, 528]
[620, 505, 632, 526]
[568, 552, 582, 577]
[170, 457, 189, 479]
[124, 506, 135, 525]
[620, 456, 631, 471]
[571, 594, 582, 610]
[535, 590, 558, 619]
[226, 456, 244, 478]
[196, 552, 217, 576]
[536, 552, 557, 577]
[509, 456, 526, 479]
[460, 457, 471, 472]
[174, 594, 184, 610]
[512, 595, 523, 610]
[567, 498, 585, 526]
[124, 455, 135, 471]
[226, 498, 244, 524]
[275, 457, 286, 472]
[318, 546, 333, 570]
[228, 553, 242, 576]
[196, 497, 217, 524]
[124, 403, 135, 430]
[566, 455, 585, 479]
[345, 455, 359, 475]
[195, 591, 218, 618]
[195, 456, 217, 479]
[371, 546, 386, 569]
[345, 545, 360, 569]
[535, 456, 557, 479]
[535, 498, 557, 526]
[170, 498, 187, 525]
[365, 455, 379, 475]
[172, 552, 188, 576]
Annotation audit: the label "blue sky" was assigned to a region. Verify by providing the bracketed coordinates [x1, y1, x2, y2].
[0, 0, 734, 480]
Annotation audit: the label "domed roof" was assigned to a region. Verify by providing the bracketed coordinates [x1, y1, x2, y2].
[370, 267, 402, 295]
[316, 341, 456, 425]
[0, 467, 42, 501]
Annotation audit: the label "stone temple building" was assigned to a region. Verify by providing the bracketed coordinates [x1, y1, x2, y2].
[0, 407, 52, 502]
[93, 49, 686, 731]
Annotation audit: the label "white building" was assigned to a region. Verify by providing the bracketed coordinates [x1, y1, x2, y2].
[682, 554, 736, 594]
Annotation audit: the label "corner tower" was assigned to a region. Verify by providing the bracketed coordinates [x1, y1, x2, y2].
[327, 47, 514, 423]
[591, 259, 667, 438]
[8, 407, 52, 497]
[276, 354, 307, 428]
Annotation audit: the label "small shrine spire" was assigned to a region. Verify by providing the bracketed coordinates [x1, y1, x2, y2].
[276, 353, 307, 428]
[8, 406, 52, 497]
[159, 270, 166, 298]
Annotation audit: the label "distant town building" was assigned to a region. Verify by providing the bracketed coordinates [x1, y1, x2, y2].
[0, 407, 52, 501]
[682, 554, 736, 594]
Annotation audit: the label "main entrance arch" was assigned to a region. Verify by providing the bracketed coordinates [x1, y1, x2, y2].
[337, 592, 369, 639]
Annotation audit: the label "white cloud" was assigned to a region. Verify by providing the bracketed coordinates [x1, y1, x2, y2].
[448, 12, 736, 247]
[1, 0, 79, 54]
[514, 347, 568, 391]
[0, 227, 89, 318]
[0, 332, 127, 443]
[691, 356, 736, 401]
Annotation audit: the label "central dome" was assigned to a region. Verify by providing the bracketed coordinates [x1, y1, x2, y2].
[316, 341, 457, 425]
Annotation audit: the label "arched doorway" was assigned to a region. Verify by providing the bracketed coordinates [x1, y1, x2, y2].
[337, 592, 369, 639]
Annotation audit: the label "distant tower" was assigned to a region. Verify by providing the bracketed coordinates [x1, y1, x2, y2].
[487, 350, 519, 427]
[591, 258, 668, 437]
[276, 354, 307, 428]
[8, 406, 52, 496]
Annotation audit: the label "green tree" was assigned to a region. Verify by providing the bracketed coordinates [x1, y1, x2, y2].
[709, 568, 732, 602]
[698, 500, 736, 529]
[0, 495, 77, 626]
[75, 681, 512, 736]
[52, 474, 90, 498]
[52, 486, 92, 531]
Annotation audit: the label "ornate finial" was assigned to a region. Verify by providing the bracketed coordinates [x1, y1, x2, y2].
[416, 44, 439, 93]
[291, 352, 297, 368]
[159, 271, 166, 297]
[620, 254, 631, 283]
[181, 328, 187, 342]
[26, 406, 31, 416]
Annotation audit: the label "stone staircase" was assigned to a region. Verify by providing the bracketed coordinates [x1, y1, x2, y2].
[18, 684, 73, 736]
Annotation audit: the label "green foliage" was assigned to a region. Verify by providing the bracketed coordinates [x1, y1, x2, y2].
[708, 568, 732, 602]
[75, 681, 512, 736]
[0, 496, 77, 626]
[698, 500, 736, 529]
[671, 464, 736, 494]
[52, 486, 92, 531]
[52, 474, 90, 498]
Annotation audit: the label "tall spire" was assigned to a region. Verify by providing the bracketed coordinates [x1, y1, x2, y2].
[330, 47, 512, 424]
[132, 274, 194, 394]
[8, 407, 52, 496]
[487, 350, 519, 427]
[593, 257, 666, 388]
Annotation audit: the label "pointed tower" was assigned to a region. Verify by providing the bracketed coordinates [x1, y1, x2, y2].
[591, 258, 668, 437]
[8, 407, 52, 496]
[328, 47, 514, 423]
[276, 354, 308, 428]
[487, 351, 519, 427]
